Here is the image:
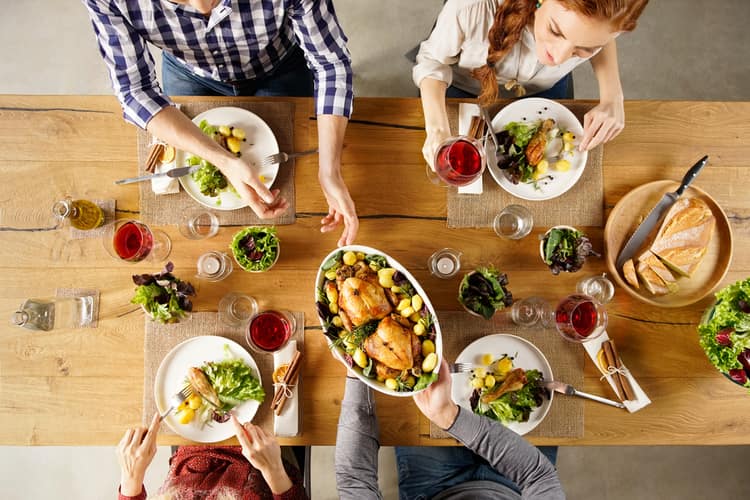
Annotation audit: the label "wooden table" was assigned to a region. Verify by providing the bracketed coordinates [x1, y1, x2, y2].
[0, 96, 748, 446]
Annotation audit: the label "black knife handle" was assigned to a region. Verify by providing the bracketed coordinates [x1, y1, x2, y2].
[676, 155, 709, 195]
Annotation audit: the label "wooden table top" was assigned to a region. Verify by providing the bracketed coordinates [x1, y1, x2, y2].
[0, 96, 748, 446]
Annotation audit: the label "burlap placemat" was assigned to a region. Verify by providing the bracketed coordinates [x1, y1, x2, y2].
[69, 199, 116, 240]
[137, 101, 296, 226]
[55, 288, 100, 328]
[447, 102, 604, 228]
[142, 311, 304, 437]
[430, 311, 583, 439]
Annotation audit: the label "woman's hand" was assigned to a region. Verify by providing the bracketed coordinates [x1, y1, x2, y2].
[412, 360, 459, 430]
[221, 156, 290, 218]
[231, 415, 292, 495]
[318, 170, 358, 247]
[579, 98, 625, 151]
[116, 413, 161, 497]
[422, 128, 451, 171]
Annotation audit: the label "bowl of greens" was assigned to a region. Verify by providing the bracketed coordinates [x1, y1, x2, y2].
[131, 261, 195, 323]
[539, 225, 599, 275]
[231, 226, 280, 272]
[698, 277, 750, 391]
[458, 267, 514, 320]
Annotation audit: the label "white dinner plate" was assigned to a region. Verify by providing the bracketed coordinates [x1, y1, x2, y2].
[486, 97, 587, 201]
[154, 335, 263, 443]
[451, 333, 553, 436]
[177, 106, 279, 211]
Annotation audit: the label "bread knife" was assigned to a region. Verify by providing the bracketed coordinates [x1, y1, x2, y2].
[615, 155, 709, 269]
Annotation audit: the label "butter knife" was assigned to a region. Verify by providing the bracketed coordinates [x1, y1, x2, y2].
[480, 106, 501, 154]
[544, 380, 625, 409]
[615, 155, 709, 269]
[114, 165, 200, 185]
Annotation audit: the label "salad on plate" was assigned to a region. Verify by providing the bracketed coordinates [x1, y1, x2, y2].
[186, 120, 247, 202]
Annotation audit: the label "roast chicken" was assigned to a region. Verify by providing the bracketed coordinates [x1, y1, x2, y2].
[364, 315, 421, 372]
[337, 276, 392, 328]
[480, 368, 527, 404]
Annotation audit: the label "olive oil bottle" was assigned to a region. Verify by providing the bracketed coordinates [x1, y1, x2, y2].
[53, 197, 104, 230]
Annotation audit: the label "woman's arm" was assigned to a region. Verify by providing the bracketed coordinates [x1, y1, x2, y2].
[419, 78, 452, 169]
[579, 39, 625, 151]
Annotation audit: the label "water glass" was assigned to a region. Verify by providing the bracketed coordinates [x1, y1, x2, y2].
[553, 294, 607, 343]
[196, 251, 233, 282]
[510, 296, 551, 328]
[428, 248, 462, 279]
[246, 310, 296, 353]
[218, 293, 258, 328]
[179, 209, 219, 240]
[493, 205, 533, 240]
[576, 273, 615, 304]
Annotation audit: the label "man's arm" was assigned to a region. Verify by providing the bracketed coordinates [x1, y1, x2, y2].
[335, 377, 382, 500]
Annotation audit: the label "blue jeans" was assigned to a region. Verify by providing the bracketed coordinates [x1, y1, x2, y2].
[162, 45, 314, 97]
[446, 73, 574, 100]
[395, 446, 558, 500]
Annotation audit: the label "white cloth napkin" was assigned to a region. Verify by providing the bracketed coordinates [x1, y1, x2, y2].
[151, 150, 180, 195]
[582, 331, 652, 413]
[457, 102, 483, 195]
[273, 340, 300, 436]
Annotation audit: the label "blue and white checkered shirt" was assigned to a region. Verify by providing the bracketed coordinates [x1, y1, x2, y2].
[83, 0, 353, 128]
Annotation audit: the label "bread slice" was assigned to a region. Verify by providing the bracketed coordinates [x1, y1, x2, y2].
[636, 260, 670, 296]
[622, 259, 639, 289]
[638, 250, 679, 293]
[653, 246, 709, 278]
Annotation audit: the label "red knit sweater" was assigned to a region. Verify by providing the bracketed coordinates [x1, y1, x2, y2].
[118, 446, 307, 500]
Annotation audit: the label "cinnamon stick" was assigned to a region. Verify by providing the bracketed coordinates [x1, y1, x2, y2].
[468, 115, 485, 140]
[272, 350, 302, 414]
[145, 143, 164, 173]
[608, 339, 636, 401]
[602, 341, 625, 401]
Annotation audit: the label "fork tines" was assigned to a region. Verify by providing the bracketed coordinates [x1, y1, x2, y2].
[450, 362, 475, 373]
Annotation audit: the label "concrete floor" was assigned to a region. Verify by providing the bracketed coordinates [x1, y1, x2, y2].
[2, 0, 750, 499]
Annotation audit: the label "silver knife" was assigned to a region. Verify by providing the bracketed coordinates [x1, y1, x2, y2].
[544, 380, 625, 409]
[615, 155, 709, 269]
[114, 165, 200, 185]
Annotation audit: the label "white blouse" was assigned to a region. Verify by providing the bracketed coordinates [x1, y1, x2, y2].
[413, 0, 596, 96]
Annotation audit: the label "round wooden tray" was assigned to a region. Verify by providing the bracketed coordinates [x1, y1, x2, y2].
[604, 180, 733, 308]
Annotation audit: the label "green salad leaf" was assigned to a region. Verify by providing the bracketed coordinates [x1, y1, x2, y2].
[130, 262, 195, 324]
[231, 226, 280, 272]
[504, 121, 538, 148]
[474, 369, 545, 423]
[201, 349, 265, 408]
[458, 267, 513, 320]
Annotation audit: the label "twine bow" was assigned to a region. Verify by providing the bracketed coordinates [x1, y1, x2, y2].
[273, 381, 296, 399]
[599, 365, 630, 381]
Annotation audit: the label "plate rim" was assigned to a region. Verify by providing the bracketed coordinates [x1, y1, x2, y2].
[604, 179, 734, 307]
[177, 106, 279, 211]
[153, 334, 262, 443]
[451, 333, 554, 436]
[486, 97, 588, 201]
[314, 244, 443, 397]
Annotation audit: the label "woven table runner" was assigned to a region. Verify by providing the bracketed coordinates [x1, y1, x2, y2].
[137, 101, 296, 226]
[447, 102, 604, 228]
[142, 311, 304, 437]
[430, 311, 583, 439]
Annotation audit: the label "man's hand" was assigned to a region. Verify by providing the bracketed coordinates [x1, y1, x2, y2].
[412, 360, 459, 430]
[231, 415, 292, 495]
[116, 413, 160, 497]
[222, 155, 289, 218]
[319, 170, 358, 246]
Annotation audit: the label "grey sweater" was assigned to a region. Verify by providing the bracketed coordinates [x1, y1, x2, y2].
[335, 378, 565, 500]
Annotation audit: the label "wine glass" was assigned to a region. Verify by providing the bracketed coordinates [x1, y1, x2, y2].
[245, 310, 296, 354]
[102, 219, 171, 263]
[552, 294, 607, 343]
[428, 136, 486, 187]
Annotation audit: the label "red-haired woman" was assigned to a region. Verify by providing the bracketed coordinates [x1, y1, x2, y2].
[414, 0, 649, 168]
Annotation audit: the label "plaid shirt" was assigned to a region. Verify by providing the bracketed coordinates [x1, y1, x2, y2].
[84, 0, 353, 128]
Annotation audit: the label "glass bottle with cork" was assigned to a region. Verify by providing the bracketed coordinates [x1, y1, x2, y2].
[11, 296, 94, 331]
[52, 197, 104, 230]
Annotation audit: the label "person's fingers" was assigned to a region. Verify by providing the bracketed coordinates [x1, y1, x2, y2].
[132, 427, 148, 446]
[320, 212, 343, 233]
[603, 123, 624, 144]
[143, 413, 160, 448]
[245, 423, 263, 448]
[231, 415, 253, 449]
[242, 171, 275, 204]
[585, 121, 612, 151]
[119, 428, 134, 449]
[337, 215, 359, 246]
[579, 116, 604, 152]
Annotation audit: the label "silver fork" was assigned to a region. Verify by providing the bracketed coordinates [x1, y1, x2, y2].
[160, 385, 193, 421]
[259, 148, 318, 168]
[449, 362, 476, 374]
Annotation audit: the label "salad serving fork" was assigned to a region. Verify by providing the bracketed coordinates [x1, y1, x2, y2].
[160, 385, 193, 422]
[259, 148, 318, 168]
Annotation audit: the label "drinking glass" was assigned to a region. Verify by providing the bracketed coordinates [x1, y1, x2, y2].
[246, 310, 296, 353]
[576, 273, 615, 304]
[218, 293, 258, 328]
[429, 136, 486, 187]
[428, 248, 462, 279]
[494, 205, 533, 240]
[196, 251, 233, 281]
[179, 209, 219, 240]
[102, 219, 171, 263]
[510, 296, 551, 328]
[553, 294, 607, 343]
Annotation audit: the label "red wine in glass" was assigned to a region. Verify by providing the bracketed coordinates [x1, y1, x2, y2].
[113, 221, 153, 262]
[247, 310, 294, 352]
[435, 138, 484, 186]
[555, 294, 606, 342]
